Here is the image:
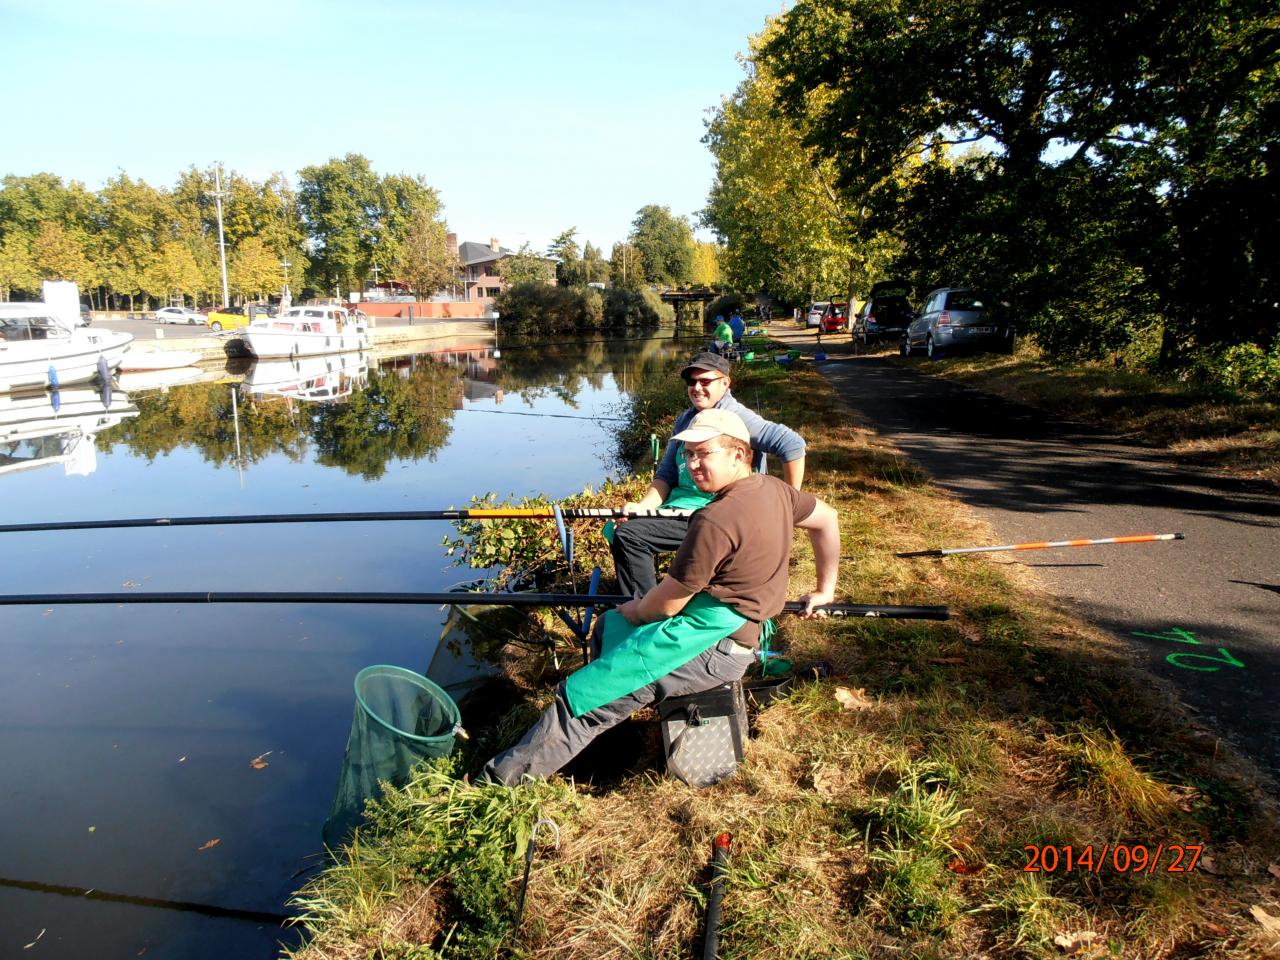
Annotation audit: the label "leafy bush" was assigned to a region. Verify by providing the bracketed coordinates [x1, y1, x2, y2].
[1182, 335, 1280, 397]
[494, 282, 603, 336]
[601, 286, 672, 329]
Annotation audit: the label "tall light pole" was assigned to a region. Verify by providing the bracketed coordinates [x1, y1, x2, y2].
[212, 164, 230, 307]
[280, 258, 292, 309]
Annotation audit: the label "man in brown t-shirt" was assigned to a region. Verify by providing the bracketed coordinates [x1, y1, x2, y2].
[480, 409, 840, 785]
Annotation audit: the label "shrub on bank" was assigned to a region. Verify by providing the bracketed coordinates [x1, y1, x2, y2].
[496, 283, 671, 337]
[494, 283, 603, 336]
[602, 286, 673, 330]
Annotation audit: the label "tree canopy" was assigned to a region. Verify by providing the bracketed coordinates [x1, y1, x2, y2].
[745, 0, 1280, 367]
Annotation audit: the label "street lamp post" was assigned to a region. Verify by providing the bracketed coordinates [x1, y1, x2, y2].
[280, 259, 292, 310]
[212, 164, 230, 308]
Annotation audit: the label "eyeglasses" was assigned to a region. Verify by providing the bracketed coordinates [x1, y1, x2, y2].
[684, 446, 731, 466]
[683, 375, 725, 388]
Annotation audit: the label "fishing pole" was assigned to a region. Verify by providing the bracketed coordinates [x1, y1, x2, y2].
[0, 591, 950, 620]
[896, 532, 1185, 559]
[0, 507, 697, 535]
[702, 832, 732, 960]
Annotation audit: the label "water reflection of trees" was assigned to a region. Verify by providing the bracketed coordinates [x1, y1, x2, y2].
[98, 360, 462, 479]
[493, 331, 690, 406]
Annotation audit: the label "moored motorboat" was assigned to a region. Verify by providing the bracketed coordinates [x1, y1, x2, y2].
[243, 304, 369, 359]
[0, 302, 133, 392]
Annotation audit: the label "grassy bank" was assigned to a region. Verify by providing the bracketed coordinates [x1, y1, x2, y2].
[893, 344, 1280, 486]
[287, 357, 1280, 959]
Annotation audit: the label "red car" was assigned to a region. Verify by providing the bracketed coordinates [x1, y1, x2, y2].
[818, 302, 849, 333]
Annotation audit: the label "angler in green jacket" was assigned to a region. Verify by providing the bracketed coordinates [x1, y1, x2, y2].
[480, 409, 840, 785]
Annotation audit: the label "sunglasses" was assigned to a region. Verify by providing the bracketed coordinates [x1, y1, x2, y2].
[683, 375, 725, 388]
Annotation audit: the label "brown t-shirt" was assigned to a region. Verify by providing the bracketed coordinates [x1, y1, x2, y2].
[667, 474, 817, 645]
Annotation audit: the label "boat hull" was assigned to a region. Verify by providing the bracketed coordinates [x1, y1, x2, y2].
[0, 330, 134, 392]
[243, 329, 370, 359]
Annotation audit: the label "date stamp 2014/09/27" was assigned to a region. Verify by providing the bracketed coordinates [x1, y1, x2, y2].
[1023, 844, 1202, 875]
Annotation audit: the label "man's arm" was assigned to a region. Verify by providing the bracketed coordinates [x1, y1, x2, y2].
[795, 500, 840, 616]
[617, 576, 694, 625]
[782, 456, 806, 490]
[625, 478, 671, 512]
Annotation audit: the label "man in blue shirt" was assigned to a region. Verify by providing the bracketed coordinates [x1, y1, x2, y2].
[610, 352, 807, 597]
[728, 309, 745, 345]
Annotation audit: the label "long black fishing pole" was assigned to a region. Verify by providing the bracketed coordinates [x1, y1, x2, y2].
[0, 591, 950, 620]
[0, 507, 696, 535]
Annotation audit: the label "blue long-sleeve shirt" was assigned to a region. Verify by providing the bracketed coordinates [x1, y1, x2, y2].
[655, 391, 806, 509]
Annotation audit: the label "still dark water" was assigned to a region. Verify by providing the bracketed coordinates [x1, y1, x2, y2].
[0, 334, 684, 958]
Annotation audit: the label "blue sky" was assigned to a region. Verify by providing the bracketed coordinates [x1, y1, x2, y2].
[1, 0, 785, 255]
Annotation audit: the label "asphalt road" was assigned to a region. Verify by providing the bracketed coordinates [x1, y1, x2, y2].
[804, 344, 1279, 781]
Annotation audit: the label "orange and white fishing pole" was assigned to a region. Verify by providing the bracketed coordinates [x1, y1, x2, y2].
[897, 532, 1185, 558]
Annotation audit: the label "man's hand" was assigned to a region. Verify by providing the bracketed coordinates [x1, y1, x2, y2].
[797, 589, 836, 619]
[617, 597, 645, 625]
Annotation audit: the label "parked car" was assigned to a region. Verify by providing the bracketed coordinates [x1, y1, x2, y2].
[818, 301, 850, 333]
[805, 301, 831, 328]
[154, 306, 205, 325]
[903, 287, 1014, 359]
[851, 280, 914, 346]
[206, 304, 273, 332]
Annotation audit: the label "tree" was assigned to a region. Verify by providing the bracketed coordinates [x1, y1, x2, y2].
[394, 208, 457, 298]
[230, 236, 282, 302]
[630, 205, 694, 286]
[609, 242, 646, 289]
[548, 228, 583, 286]
[150, 241, 202, 306]
[582, 242, 610, 285]
[759, 0, 1280, 362]
[498, 243, 554, 286]
[690, 241, 722, 289]
[0, 232, 37, 300]
[298, 154, 383, 294]
[30, 221, 93, 288]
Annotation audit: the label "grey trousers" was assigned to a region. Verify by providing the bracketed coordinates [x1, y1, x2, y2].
[481, 637, 754, 785]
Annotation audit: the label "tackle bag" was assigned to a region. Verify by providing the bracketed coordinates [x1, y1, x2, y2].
[657, 681, 748, 788]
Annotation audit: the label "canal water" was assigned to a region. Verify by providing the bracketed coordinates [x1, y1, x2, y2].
[0, 333, 687, 958]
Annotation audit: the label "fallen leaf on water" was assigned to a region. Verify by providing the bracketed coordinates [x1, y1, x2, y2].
[249, 751, 273, 770]
[1250, 904, 1280, 934]
[87, 826, 95, 833]
[197, 838, 220, 852]
[1268, 862, 1280, 880]
[833, 687, 874, 711]
[1052, 930, 1098, 954]
[177, 756, 186, 763]
[23, 928, 45, 949]
[121, 580, 141, 588]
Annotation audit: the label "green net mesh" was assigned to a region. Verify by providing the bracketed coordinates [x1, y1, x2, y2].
[323, 665, 461, 846]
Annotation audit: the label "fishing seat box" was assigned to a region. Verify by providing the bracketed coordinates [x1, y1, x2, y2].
[657, 681, 748, 788]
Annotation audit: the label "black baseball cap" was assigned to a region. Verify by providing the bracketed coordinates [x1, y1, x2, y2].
[679, 352, 731, 380]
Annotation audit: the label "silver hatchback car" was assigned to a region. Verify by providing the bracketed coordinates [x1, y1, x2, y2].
[903, 287, 1013, 358]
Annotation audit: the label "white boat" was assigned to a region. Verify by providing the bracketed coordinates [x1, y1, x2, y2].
[0, 385, 137, 477]
[242, 353, 369, 403]
[243, 304, 369, 359]
[0, 302, 133, 392]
